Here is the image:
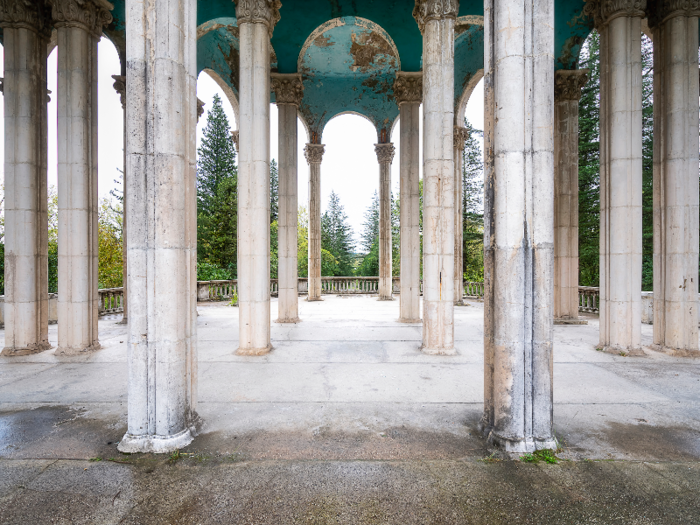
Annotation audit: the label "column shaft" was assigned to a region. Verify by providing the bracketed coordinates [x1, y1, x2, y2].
[112, 74, 128, 324]
[651, 7, 700, 355]
[482, 0, 556, 452]
[119, 0, 198, 453]
[305, 144, 324, 301]
[377, 143, 395, 300]
[237, 20, 272, 354]
[1, 10, 51, 356]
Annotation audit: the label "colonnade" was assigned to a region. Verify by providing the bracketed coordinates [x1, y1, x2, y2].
[1, 0, 698, 453]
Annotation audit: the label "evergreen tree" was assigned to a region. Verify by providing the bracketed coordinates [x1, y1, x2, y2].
[321, 191, 355, 275]
[360, 191, 379, 254]
[641, 34, 654, 290]
[391, 192, 400, 276]
[270, 158, 279, 223]
[462, 118, 485, 281]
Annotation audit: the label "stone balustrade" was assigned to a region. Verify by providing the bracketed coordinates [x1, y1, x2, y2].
[578, 286, 600, 314]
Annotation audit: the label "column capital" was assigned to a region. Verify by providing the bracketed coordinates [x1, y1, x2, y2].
[583, 0, 647, 28]
[234, 0, 281, 37]
[554, 69, 589, 102]
[453, 126, 469, 151]
[271, 73, 304, 106]
[0, 0, 52, 38]
[412, 0, 459, 33]
[50, 0, 113, 38]
[393, 72, 423, 106]
[647, 0, 700, 28]
[375, 143, 396, 164]
[197, 98, 205, 121]
[232, 130, 239, 150]
[304, 143, 325, 165]
[112, 74, 125, 109]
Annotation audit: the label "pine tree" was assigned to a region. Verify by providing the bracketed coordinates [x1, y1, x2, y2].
[462, 118, 485, 281]
[641, 34, 654, 290]
[321, 191, 355, 275]
[270, 158, 279, 223]
[360, 191, 379, 254]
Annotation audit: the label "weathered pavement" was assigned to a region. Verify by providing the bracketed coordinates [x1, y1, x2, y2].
[1, 296, 699, 523]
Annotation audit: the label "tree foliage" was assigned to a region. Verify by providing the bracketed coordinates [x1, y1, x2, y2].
[462, 118, 485, 281]
[321, 191, 355, 276]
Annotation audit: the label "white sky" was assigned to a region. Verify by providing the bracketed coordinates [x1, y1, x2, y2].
[0, 39, 485, 246]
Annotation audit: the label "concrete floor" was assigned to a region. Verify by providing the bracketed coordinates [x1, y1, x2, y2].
[1, 295, 699, 523]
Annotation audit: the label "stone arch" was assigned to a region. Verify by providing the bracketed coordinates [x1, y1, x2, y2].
[455, 70, 484, 125]
[322, 110, 383, 143]
[200, 68, 240, 127]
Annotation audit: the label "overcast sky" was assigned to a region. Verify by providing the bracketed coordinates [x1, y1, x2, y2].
[0, 38, 484, 246]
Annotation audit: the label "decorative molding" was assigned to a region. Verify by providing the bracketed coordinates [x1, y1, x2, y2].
[647, 0, 700, 27]
[304, 143, 325, 165]
[413, 0, 459, 33]
[112, 74, 125, 110]
[271, 73, 304, 106]
[393, 72, 423, 106]
[234, 0, 282, 37]
[197, 98, 205, 121]
[583, 0, 647, 28]
[232, 131, 239, 151]
[51, 0, 114, 38]
[453, 126, 469, 151]
[374, 143, 396, 164]
[554, 69, 589, 102]
[0, 0, 52, 38]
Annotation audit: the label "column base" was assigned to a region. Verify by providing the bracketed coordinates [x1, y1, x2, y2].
[54, 342, 101, 356]
[377, 296, 394, 301]
[596, 345, 645, 357]
[116, 316, 128, 325]
[275, 317, 301, 324]
[236, 344, 273, 356]
[398, 317, 421, 324]
[420, 345, 457, 356]
[1, 342, 53, 357]
[484, 430, 558, 454]
[306, 297, 323, 302]
[117, 427, 194, 454]
[648, 344, 700, 358]
[454, 299, 467, 306]
[554, 317, 588, 325]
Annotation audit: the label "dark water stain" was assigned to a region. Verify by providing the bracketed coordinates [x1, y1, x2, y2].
[602, 422, 700, 460]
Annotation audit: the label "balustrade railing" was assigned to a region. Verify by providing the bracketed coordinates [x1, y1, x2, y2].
[578, 286, 600, 314]
[97, 288, 124, 316]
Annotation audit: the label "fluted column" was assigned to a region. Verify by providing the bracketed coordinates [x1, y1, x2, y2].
[453, 126, 468, 306]
[481, 0, 557, 453]
[52, 0, 112, 355]
[0, 0, 52, 356]
[376, 142, 396, 300]
[553, 70, 588, 324]
[305, 143, 325, 301]
[648, 0, 700, 356]
[118, 0, 199, 453]
[584, 0, 645, 355]
[112, 74, 127, 325]
[414, 0, 457, 354]
[236, 0, 280, 355]
[272, 73, 303, 322]
[394, 73, 422, 323]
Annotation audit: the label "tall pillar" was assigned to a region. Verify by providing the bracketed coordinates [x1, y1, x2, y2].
[376, 142, 396, 300]
[453, 126, 468, 306]
[52, 0, 113, 355]
[414, 1, 456, 354]
[553, 70, 589, 324]
[481, 0, 557, 453]
[271, 73, 304, 322]
[394, 72, 422, 323]
[305, 143, 325, 301]
[112, 74, 128, 325]
[236, 0, 280, 355]
[118, 0, 199, 453]
[0, 1, 52, 356]
[648, 1, 700, 356]
[584, 0, 645, 355]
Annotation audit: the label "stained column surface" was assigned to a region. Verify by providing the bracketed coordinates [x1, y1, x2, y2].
[112, 74, 128, 324]
[651, 5, 700, 355]
[395, 73, 422, 323]
[595, 4, 644, 354]
[0, 4, 51, 356]
[453, 126, 467, 306]
[305, 144, 325, 302]
[237, 14, 273, 355]
[482, 0, 557, 453]
[377, 143, 396, 301]
[118, 0, 198, 453]
[553, 70, 588, 324]
[418, 4, 456, 354]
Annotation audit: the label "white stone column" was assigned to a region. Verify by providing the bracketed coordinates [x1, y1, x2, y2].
[414, 1, 456, 354]
[52, 0, 112, 355]
[0, 1, 51, 356]
[272, 74, 303, 322]
[553, 70, 589, 325]
[648, 1, 700, 356]
[585, 0, 645, 355]
[453, 126, 468, 306]
[481, 0, 557, 453]
[112, 74, 128, 325]
[118, 0, 198, 453]
[394, 72, 422, 323]
[376, 142, 396, 300]
[305, 144, 325, 301]
[236, 0, 280, 355]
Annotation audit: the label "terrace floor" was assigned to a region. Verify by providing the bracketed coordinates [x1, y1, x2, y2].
[1, 295, 699, 523]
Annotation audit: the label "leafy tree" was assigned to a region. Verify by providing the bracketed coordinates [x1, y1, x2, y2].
[270, 158, 279, 223]
[48, 186, 58, 293]
[462, 118, 485, 281]
[360, 191, 379, 254]
[321, 191, 355, 275]
[298, 205, 338, 277]
[641, 34, 654, 290]
[98, 197, 123, 289]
